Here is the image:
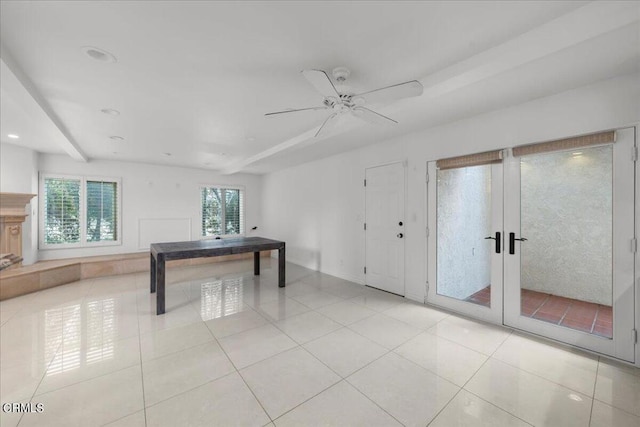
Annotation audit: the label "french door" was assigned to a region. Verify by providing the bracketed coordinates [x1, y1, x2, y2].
[427, 128, 636, 362]
[427, 160, 504, 324]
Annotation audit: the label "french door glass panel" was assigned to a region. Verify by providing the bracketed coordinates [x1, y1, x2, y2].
[504, 128, 635, 362]
[437, 165, 492, 305]
[521, 146, 612, 336]
[427, 162, 503, 324]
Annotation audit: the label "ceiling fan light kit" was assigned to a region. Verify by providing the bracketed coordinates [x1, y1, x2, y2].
[265, 67, 423, 138]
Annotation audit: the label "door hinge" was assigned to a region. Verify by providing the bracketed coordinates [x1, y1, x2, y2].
[364, 266, 367, 274]
[632, 238, 638, 253]
[425, 172, 429, 183]
[633, 329, 638, 344]
[632, 146, 638, 162]
[364, 223, 367, 231]
[364, 179, 367, 187]
[425, 281, 429, 298]
[426, 227, 429, 237]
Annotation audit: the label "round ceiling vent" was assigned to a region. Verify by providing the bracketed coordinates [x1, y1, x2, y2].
[81, 46, 117, 63]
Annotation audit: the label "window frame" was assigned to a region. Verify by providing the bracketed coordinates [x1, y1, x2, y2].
[199, 184, 245, 239]
[39, 173, 122, 249]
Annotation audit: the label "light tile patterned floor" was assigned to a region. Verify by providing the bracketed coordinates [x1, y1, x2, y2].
[1, 259, 638, 426]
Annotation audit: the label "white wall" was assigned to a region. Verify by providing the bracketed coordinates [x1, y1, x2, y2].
[521, 146, 612, 305]
[262, 73, 640, 302]
[37, 155, 263, 260]
[437, 166, 492, 300]
[0, 142, 38, 264]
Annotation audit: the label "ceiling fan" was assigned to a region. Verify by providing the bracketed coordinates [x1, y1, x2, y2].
[265, 67, 424, 137]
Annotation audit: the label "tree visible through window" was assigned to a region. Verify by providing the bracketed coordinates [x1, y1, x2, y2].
[86, 181, 117, 242]
[41, 175, 120, 247]
[43, 177, 81, 244]
[201, 186, 244, 237]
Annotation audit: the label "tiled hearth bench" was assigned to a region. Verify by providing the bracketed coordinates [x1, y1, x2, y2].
[0, 251, 270, 300]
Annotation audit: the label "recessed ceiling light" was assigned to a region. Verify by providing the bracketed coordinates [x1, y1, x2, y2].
[164, 152, 172, 156]
[7, 134, 19, 139]
[572, 151, 583, 156]
[109, 136, 124, 141]
[101, 108, 120, 116]
[81, 46, 117, 63]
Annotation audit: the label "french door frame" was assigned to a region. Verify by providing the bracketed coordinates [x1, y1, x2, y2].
[426, 127, 636, 363]
[427, 161, 504, 324]
[503, 127, 636, 362]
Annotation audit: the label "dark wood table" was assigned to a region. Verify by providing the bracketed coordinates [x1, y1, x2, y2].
[150, 237, 285, 315]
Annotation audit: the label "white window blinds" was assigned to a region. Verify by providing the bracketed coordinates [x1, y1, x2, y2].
[40, 174, 121, 248]
[201, 186, 245, 237]
[86, 180, 118, 242]
[43, 177, 81, 245]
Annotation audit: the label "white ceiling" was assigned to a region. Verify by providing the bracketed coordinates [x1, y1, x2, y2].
[0, 1, 638, 174]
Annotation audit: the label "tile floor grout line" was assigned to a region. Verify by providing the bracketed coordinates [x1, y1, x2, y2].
[206, 331, 274, 424]
[589, 306, 600, 334]
[264, 375, 345, 424]
[557, 300, 573, 325]
[529, 293, 551, 318]
[460, 388, 536, 426]
[341, 377, 407, 427]
[134, 289, 149, 427]
[143, 370, 241, 411]
[444, 330, 535, 427]
[16, 335, 64, 427]
[591, 396, 640, 418]
[487, 353, 597, 398]
[588, 357, 601, 426]
[420, 324, 509, 357]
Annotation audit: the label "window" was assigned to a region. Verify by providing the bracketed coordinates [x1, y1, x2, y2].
[201, 185, 244, 237]
[86, 180, 118, 243]
[40, 174, 121, 248]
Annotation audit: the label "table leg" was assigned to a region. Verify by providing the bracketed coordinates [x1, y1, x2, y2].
[278, 245, 285, 288]
[157, 255, 166, 315]
[150, 254, 156, 293]
[254, 251, 260, 275]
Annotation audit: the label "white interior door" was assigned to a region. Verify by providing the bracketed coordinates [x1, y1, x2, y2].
[365, 162, 406, 296]
[504, 128, 636, 362]
[426, 161, 504, 324]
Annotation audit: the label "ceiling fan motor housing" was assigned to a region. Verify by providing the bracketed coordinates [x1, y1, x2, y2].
[332, 66, 351, 82]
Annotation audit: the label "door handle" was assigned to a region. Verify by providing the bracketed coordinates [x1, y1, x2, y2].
[484, 231, 501, 253]
[397, 233, 404, 238]
[509, 232, 527, 254]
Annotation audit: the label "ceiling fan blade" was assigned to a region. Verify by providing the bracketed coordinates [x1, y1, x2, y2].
[352, 106, 398, 125]
[265, 106, 329, 117]
[353, 80, 423, 105]
[315, 112, 339, 137]
[302, 69, 340, 98]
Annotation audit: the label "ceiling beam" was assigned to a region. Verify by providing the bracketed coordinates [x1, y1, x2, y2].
[224, 1, 639, 174]
[1, 46, 87, 162]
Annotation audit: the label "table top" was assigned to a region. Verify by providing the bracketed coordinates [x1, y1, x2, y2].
[150, 236, 284, 256]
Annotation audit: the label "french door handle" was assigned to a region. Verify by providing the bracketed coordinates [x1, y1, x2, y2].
[509, 232, 528, 254]
[484, 232, 501, 253]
